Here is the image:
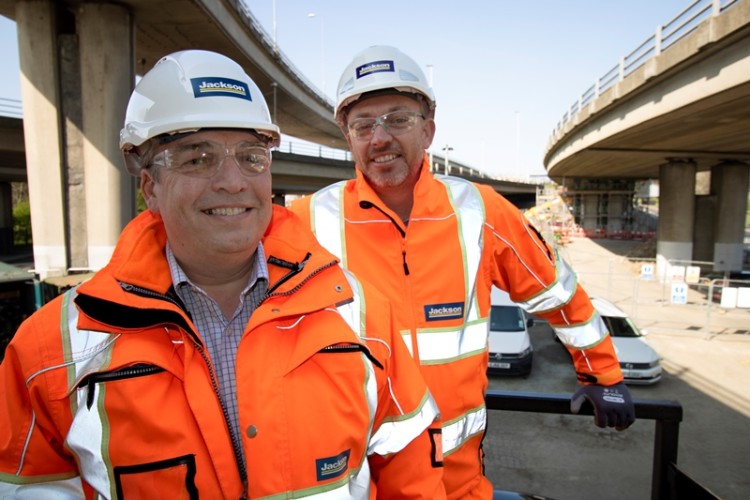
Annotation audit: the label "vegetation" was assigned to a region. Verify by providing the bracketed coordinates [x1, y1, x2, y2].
[12, 198, 32, 245]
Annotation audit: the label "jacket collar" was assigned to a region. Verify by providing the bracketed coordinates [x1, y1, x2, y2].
[78, 207, 347, 314]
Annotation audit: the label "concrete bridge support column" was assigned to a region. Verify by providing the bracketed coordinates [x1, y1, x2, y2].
[78, 3, 136, 271]
[657, 159, 696, 281]
[16, 0, 68, 279]
[711, 161, 749, 273]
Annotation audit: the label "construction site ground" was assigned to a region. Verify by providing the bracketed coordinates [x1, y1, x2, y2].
[483, 236, 750, 500]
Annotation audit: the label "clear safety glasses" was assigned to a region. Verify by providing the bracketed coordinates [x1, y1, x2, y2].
[347, 110, 425, 141]
[151, 139, 272, 178]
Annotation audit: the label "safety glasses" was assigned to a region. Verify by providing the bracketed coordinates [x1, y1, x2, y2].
[151, 139, 271, 178]
[347, 110, 425, 141]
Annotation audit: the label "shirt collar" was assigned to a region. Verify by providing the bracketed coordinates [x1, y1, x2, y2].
[167, 243, 270, 295]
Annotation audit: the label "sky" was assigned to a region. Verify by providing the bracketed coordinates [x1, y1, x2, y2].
[0, 0, 692, 180]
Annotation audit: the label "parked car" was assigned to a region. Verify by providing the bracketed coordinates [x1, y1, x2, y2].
[488, 287, 534, 377]
[591, 297, 662, 385]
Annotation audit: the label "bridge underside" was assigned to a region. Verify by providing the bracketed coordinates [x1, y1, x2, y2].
[547, 80, 750, 180]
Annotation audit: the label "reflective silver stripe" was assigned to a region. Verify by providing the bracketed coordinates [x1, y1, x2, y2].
[410, 320, 488, 364]
[278, 471, 371, 499]
[339, 271, 439, 458]
[310, 176, 488, 364]
[337, 269, 365, 339]
[554, 311, 610, 349]
[370, 392, 439, 456]
[311, 181, 348, 265]
[517, 254, 578, 315]
[336, 270, 376, 483]
[435, 176, 485, 327]
[0, 477, 85, 498]
[59, 289, 118, 498]
[441, 405, 487, 456]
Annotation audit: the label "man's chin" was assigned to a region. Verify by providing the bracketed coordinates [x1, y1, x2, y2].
[363, 167, 409, 189]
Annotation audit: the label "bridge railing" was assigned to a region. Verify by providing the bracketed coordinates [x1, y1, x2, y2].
[237, 1, 333, 106]
[0, 97, 22, 118]
[276, 139, 353, 162]
[552, 0, 742, 135]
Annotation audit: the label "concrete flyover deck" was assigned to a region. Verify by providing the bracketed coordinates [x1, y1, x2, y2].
[544, 0, 750, 179]
[0, 0, 346, 150]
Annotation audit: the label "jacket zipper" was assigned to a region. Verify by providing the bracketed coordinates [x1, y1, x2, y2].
[118, 282, 250, 492]
[191, 339, 249, 493]
[320, 343, 384, 370]
[79, 363, 165, 410]
[264, 259, 340, 299]
[359, 200, 410, 275]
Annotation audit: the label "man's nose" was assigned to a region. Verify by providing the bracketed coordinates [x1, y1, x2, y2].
[370, 122, 392, 142]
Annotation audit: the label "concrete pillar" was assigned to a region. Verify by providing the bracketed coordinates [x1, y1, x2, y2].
[78, 3, 136, 271]
[693, 194, 716, 264]
[16, 0, 68, 278]
[657, 159, 696, 281]
[58, 33, 88, 270]
[711, 161, 749, 273]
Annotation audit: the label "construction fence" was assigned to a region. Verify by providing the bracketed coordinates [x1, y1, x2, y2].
[569, 252, 750, 338]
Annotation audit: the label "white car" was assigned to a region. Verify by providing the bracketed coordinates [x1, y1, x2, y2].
[591, 297, 663, 385]
[487, 287, 534, 376]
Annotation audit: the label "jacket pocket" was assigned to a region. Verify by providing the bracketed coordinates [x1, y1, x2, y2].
[114, 454, 198, 499]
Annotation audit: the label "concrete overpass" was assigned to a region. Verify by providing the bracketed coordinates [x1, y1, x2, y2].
[6, 0, 746, 281]
[0, 111, 537, 202]
[544, 0, 750, 276]
[0, 0, 345, 149]
[0, 0, 539, 278]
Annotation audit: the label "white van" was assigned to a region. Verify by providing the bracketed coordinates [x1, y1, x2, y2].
[488, 287, 534, 376]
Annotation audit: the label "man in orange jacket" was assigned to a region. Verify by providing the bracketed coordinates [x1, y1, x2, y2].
[0, 50, 446, 499]
[291, 45, 635, 499]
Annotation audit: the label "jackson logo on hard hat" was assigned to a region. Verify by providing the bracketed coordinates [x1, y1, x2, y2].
[192, 77, 252, 101]
[356, 60, 395, 79]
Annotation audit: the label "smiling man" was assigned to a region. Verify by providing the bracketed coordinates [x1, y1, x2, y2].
[291, 45, 635, 499]
[0, 50, 445, 499]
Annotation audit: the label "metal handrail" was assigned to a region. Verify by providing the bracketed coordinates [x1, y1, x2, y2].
[485, 390, 695, 500]
[0, 97, 22, 118]
[552, 0, 742, 135]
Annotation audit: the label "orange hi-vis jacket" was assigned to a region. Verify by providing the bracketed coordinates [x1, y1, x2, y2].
[291, 155, 624, 499]
[0, 207, 445, 499]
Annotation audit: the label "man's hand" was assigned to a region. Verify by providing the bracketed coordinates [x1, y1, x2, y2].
[570, 382, 635, 431]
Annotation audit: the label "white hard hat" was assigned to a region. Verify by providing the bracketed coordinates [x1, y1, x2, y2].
[334, 45, 436, 124]
[120, 49, 280, 175]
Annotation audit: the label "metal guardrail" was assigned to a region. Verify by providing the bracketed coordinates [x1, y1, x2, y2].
[485, 390, 717, 499]
[0, 97, 22, 118]
[237, 0, 333, 107]
[237, 1, 538, 184]
[553, 0, 742, 134]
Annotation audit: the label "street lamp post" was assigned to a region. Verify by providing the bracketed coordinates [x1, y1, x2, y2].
[442, 145, 453, 175]
[272, 0, 277, 53]
[307, 12, 325, 94]
[270, 82, 278, 122]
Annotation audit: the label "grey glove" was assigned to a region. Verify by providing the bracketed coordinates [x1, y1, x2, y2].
[570, 382, 635, 430]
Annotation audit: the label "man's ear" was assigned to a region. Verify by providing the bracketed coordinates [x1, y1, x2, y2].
[140, 169, 160, 213]
[422, 117, 436, 150]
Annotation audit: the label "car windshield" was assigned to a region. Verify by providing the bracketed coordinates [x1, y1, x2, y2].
[490, 305, 525, 332]
[601, 315, 641, 338]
